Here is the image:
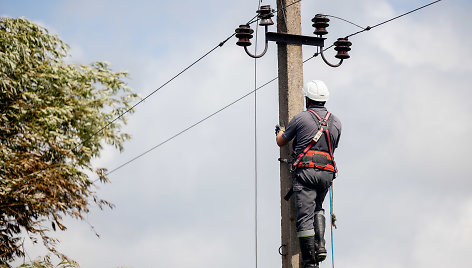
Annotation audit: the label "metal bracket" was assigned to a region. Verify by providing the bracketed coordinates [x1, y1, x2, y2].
[278, 244, 287, 256]
[266, 32, 325, 47]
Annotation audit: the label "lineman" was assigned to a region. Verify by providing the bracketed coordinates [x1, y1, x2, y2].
[276, 80, 342, 268]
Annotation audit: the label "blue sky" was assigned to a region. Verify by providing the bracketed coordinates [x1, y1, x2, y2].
[2, 0, 471, 267]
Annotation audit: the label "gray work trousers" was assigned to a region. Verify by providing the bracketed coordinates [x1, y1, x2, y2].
[293, 168, 334, 237]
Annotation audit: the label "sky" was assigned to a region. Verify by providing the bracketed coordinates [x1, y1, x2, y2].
[2, 0, 472, 267]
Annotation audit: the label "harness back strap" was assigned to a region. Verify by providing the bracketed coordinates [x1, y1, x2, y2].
[325, 127, 338, 173]
[292, 110, 337, 173]
[292, 110, 331, 167]
[284, 110, 337, 201]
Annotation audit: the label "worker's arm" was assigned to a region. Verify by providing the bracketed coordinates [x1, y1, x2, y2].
[276, 131, 288, 147]
[275, 118, 295, 147]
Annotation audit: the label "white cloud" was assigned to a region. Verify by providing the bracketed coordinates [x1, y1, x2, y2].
[4, 0, 472, 267]
[56, 227, 236, 268]
[363, 1, 471, 72]
[411, 199, 472, 267]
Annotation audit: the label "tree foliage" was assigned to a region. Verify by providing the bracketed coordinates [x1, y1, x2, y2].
[1, 258, 78, 268]
[0, 17, 138, 264]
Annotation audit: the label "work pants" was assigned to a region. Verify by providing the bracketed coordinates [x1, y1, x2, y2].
[293, 168, 333, 237]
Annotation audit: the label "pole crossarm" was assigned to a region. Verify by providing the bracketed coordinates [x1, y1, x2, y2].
[266, 32, 325, 46]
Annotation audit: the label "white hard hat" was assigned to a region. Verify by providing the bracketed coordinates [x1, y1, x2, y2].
[302, 80, 329, 102]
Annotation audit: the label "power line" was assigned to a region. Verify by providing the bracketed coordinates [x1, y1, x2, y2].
[80, 33, 235, 149]
[345, 0, 443, 39]
[105, 0, 441, 175]
[248, 0, 302, 25]
[253, 0, 262, 267]
[325, 15, 366, 30]
[85, 1, 304, 151]
[82, 0, 303, 151]
[105, 77, 278, 175]
[104, 1, 305, 175]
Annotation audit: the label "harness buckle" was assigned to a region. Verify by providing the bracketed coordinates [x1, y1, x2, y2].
[319, 118, 329, 127]
[313, 129, 323, 142]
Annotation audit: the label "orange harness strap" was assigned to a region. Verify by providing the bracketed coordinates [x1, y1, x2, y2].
[297, 150, 336, 172]
[292, 110, 337, 173]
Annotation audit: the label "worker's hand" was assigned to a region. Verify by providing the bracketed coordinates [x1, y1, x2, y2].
[276, 122, 288, 147]
[275, 124, 285, 135]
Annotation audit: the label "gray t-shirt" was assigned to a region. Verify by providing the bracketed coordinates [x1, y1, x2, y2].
[282, 105, 342, 156]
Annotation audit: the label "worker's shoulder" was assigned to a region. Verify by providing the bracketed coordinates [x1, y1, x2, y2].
[328, 111, 341, 122]
[328, 112, 342, 129]
[285, 111, 309, 129]
[292, 109, 340, 123]
[293, 110, 314, 121]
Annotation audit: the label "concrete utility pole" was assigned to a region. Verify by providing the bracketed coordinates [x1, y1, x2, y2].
[276, 0, 304, 268]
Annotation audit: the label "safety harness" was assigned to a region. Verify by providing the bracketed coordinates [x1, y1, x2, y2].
[292, 109, 337, 173]
[283, 109, 337, 201]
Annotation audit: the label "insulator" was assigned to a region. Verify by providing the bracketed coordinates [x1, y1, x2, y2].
[312, 14, 330, 36]
[334, 38, 352, 59]
[257, 5, 274, 26]
[235, 25, 254, 47]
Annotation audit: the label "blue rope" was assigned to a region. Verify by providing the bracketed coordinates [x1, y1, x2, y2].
[329, 187, 335, 268]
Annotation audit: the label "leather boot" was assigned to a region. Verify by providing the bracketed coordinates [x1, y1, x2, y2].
[314, 213, 327, 262]
[299, 236, 318, 268]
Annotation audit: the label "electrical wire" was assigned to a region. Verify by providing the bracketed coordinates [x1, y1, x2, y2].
[325, 15, 366, 29]
[253, 1, 262, 268]
[78, 34, 235, 150]
[275, 0, 302, 14]
[303, 45, 333, 63]
[84, 1, 307, 152]
[105, 77, 278, 175]
[105, 0, 307, 176]
[248, 0, 302, 25]
[83, 0, 305, 150]
[345, 0, 443, 39]
[105, 0, 442, 175]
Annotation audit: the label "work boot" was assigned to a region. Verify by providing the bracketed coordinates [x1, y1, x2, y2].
[314, 213, 327, 262]
[299, 236, 319, 268]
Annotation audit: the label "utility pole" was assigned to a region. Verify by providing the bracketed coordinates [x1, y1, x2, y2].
[277, 0, 304, 268]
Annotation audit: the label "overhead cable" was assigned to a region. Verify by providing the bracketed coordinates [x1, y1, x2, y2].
[105, 0, 304, 175]
[325, 15, 366, 30]
[105, 0, 441, 175]
[105, 76, 278, 175]
[345, 0, 443, 39]
[79, 11, 266, 150]
[80, 34, 234, 149]
[248, 0, 302, 25]
[253, 0, 262, 267]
